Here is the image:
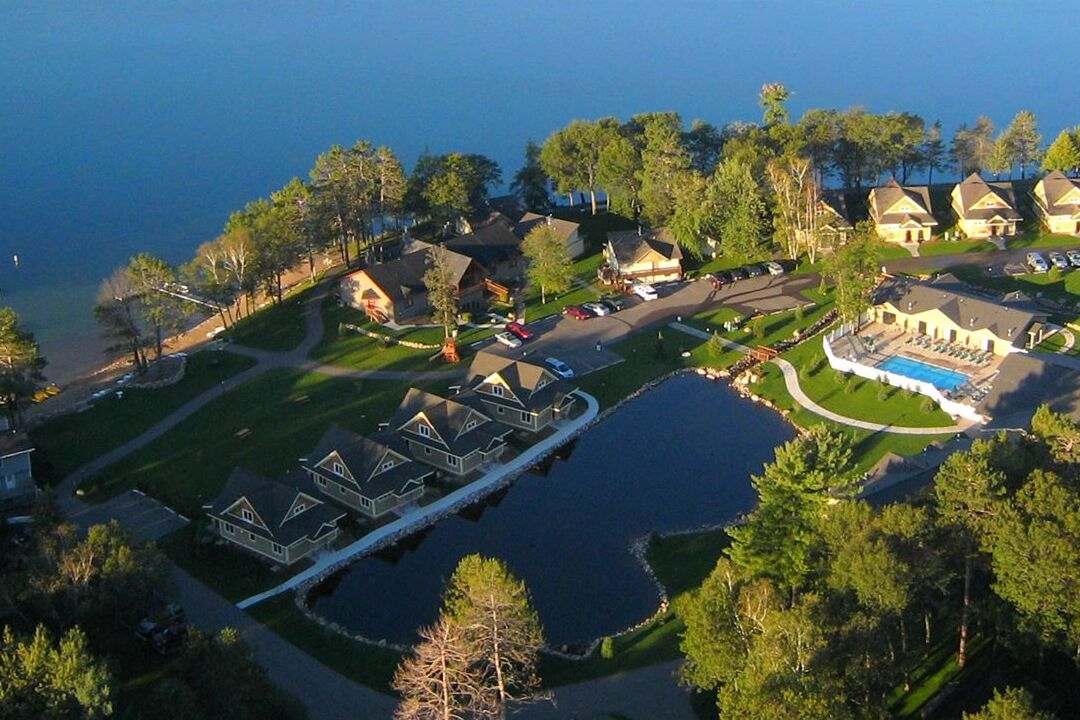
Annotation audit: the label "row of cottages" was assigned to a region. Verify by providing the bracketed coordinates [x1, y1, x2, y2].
[871, 274, 1045, 355]
[339, 211, 582, 323]
[1034, 170, 1080, 236]
[602, 227, 684, 285]
[206, 353, 576, 565]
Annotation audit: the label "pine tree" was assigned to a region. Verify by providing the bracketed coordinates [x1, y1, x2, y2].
[1042, 128, 1080, 175]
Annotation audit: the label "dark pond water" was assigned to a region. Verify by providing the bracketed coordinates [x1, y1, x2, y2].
[308, 374, 795, 646]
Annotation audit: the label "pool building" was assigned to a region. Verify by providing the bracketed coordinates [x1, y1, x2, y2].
[825, 274, 1049, 422]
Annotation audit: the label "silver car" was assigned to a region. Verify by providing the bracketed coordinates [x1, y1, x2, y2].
[1049, 251, 1070, 271]
[1026, 252, 1049, 273]
[1067, 250, 1080, 268]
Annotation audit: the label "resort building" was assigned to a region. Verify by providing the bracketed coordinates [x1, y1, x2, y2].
[823, 274, 1048, 423]
[446, 213, 526, 284]
[602, 227, 683, 285]
[950, 173, 1021, 239]
[458, 352, 577, 432]
[302, 425, 433, 518]
[207, 468, 345, 566]
[338, 246, 486, 323]
[868, 179, 938, 246]
[0, 426, 36, 511]
[514, 213, 585, 259]
[389, 388, 512, 476]
[1032, 170, 1080, 236]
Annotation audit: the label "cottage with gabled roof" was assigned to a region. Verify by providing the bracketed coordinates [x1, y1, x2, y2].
[1032, 170, 1080, 236]
[0, 427, 36, 511]
[868, 179, 939, 246]
[389, 388, 512, 475]
[514, 213, 584, 259]
[301, 425, 432, 517]
[603, 227, 683, 285]
[207, 468, 345, 565]
[458, 352, 576, 432]
[950, 173, 1021, 239]
[338, 246, 486, 323]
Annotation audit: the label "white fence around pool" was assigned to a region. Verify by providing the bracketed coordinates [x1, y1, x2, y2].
[823, 325, 986, 424]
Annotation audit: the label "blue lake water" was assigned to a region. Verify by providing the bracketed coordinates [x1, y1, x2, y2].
[3, 3, 1076, 380]
[308, 374, 795, 646]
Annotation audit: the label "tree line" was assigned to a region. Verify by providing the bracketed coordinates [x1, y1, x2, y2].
[0, 515, 302, 719]
[675, 406, 1080, 718]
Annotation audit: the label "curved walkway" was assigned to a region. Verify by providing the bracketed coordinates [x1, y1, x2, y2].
[771, 358, 974, 435]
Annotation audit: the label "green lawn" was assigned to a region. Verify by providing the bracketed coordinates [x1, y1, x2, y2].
[311, 299, 447, 372]
[1004, 230, 1080, 250]
[30, 350, 257, 484]
[226, 280, 320, 351]
[247, 594, 403, 692]
[873, 240, 917, 260]
[83, 369, 418, 517]
[520, 252, 605, 321]
[918, 239, 996, 256]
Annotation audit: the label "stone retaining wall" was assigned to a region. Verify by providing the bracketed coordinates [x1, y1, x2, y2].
[340, 322, 441, 349]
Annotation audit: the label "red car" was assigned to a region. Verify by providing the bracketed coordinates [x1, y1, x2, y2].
[563, 305, 590, 320]
[505, 322, 534, 342]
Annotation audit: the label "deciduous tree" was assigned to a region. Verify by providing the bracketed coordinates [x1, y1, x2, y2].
[393, 615, 495, 720]
[0, 624, 113, 719]
[1002, 110, 1042, 179]
[423, 246, 460, 340]
[510, 141, 551, 213]
[520, 223, 573, 304]
[962, 687, 1055, 720]
[1042, 128, 1080, 175]
[822, 222, 878, 324]
[710, 157, 766, 261]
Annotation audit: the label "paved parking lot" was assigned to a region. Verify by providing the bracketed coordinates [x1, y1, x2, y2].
[68, 489, 188, 541]
[479, 272, 820, 377]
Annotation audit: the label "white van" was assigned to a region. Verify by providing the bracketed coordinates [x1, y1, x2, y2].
[631, 283, 658, 301]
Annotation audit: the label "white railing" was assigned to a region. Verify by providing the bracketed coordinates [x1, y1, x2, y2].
[822, 328, 986, 424]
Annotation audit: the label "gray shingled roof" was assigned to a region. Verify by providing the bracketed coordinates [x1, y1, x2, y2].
[358, 248, 476, 305]
[0, 432, 33, 459]
[446, 214, 521, 267]
[953, 173, 1021, 222]
[390, 387, 512, 457]
[463, 352, 576, 413]
[869, 179, 938, 227]
[303, 425, 432, 500]
[606, 228, 683, 267]
[1035, 171, 1080, 216]
[874, 276, 1043, 345]
[515, 213, 580, 243]
[818, 191, 853, 230]
[208, 468, 344, 546]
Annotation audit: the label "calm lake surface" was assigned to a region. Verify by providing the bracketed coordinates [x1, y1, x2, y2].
[3, 3, 1076, 381]
[308, 374, 795, 646]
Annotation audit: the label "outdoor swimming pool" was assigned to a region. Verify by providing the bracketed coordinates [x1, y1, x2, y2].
[877, 356, 970, 391]
[307, 374, 795, 647]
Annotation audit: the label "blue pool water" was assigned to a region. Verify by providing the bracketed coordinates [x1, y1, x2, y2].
[878, 356, 970, 391]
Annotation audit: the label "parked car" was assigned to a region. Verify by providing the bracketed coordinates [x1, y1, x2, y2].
[631, 283, 658, 301]
[563, 305, 591, 320]
[505, 322, 533, 342]
[1026, 252, 1050, 273]
[1068, 250, 1080, 268]
[582, 302, 610, 316]
[765, 261, 785, 276]
[135, 604, 186, 642]
[728, 268, 747, 281]
[494, 332, 522, 348]
[1049, 251, 1070, 270]
[744, 264, 764, 278]
[544, 357, 575, 379]
[152, 623, 188, 655]
[706, 273, 724, 289]
[599, 296, 625, 312]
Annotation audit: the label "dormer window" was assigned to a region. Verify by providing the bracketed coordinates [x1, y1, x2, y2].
[417, 423, 431, 437]
[490, 385, 505, 397]
[465, 420, 477, 431]
[380, 460, 395, 472]
[332, 462, 346, 476]
[293, 502, 306, 515]
[242, 509, 253, 523]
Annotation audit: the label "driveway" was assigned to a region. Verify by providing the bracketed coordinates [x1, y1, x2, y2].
[482, 273, 820, 375]
[66, 489, 188, 541]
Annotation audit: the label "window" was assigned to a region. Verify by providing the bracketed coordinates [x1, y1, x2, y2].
[316, 476, 327, 486]
[497, 406, 505, 414]
[3, 475, 14, 490]
[447, 455, 459, 467]
[490, 385, 505, 397]
[520, 411, 531, 423]
[465, 420, 477, 431]
[223, 522, 234, 535]
[241, 509, 253, 523]
[332, 462, 346, 476]
[292, 502, 306, 515]
[248, 532, 257, 542]
[380, 460, 395, 471]
[425, 447, 432, 455]
[417, 423, 431, 437]
[272, 543, 283, 555]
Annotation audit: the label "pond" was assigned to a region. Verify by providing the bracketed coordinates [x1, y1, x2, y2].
[308, 374, 796, 646]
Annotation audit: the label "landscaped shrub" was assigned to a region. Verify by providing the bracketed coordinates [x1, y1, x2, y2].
[752, 316, 766, 340]
[833, 370, 846, 385]
[708, 332, 727, 358]
[877, 384, 891, 402]
[600, 635, 615, 660]
[843, 376, 857, 394]
[798, 362, 812, 381]
[920, 396, 936, 413]
[794, 305, 804, 322]
[458, 312, 472, 324]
